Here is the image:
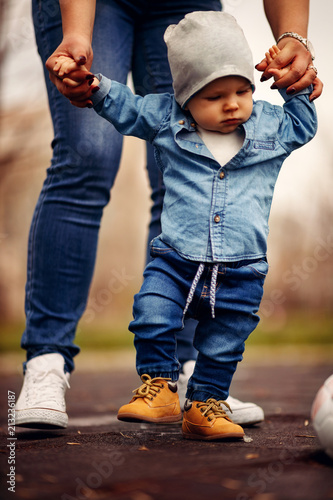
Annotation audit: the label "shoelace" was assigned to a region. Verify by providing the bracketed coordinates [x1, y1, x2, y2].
[26, 369, 70, 405]
[196, 398, 232, 421]
[183, 263, 219, 320]
[133, 374, 171, 401]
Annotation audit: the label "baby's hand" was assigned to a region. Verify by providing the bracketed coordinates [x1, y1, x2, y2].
[53, 55, 81, 77]
[264, 45, 290, 82]
[265, 45, 280, 66]
[52, 54, 99, 107]
[53, 55, 95, 89]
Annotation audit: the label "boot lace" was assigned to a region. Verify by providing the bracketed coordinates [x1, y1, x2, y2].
[133, 374, 171, 402]
[196, 398, 232, 422]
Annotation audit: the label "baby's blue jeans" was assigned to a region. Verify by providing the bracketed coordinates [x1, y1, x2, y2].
[131, 239, 268, 401]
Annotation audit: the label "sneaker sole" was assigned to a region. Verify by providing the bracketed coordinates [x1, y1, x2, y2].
[117, 412, 182, 424]
[182, 431, 245, 441]
[15, 409, 68, 429]
[233, 418, 263, 426]
[225, 409, 264, 426]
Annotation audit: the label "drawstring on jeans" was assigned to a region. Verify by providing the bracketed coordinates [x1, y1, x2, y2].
[183, 263, 219, 321]
[183, 263, 204, 320]
[209, 264, 219, 318]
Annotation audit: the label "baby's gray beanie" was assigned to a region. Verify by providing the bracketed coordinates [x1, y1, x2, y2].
[164, 11, 255, 108]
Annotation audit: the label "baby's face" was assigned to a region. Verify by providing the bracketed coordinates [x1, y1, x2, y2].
[185, 76, 253, 134]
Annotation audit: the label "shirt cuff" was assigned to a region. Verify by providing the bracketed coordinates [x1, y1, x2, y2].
[91, 74, 112, 107]
[279, 85, 313, 102]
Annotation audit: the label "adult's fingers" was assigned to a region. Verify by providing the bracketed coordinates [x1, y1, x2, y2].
[309, 77, 324, 101]
[70, 99, 93, 108]
[61, 69, 94, 88]
[48, 72, 94, 99]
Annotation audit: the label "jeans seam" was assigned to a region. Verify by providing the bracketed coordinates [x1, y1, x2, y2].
[25, 172, 53, 323]
[141, 27, 158, 94]
[26, 1, 55, 323]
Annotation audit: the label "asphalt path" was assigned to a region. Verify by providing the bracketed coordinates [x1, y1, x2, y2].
[1, 351, 332, 500]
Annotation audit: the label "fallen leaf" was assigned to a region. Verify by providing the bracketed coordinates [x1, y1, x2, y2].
[295, 434, 316, 438]
[67, 442, 81, 445]
[221, 478, 242, 490]
[245, 453, 259, 460]
[138, 445, 149, 451]
[119, 432, 133, 438]
[41, 474, 58, 483]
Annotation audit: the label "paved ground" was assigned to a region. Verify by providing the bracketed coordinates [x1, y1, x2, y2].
[1, 349, 333, 500]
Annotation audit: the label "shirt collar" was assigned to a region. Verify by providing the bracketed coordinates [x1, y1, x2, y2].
[171, 98, 197, 132]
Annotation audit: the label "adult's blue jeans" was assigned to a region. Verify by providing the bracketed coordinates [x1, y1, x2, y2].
[131, 239, 268, 401]
[23, 0, 221, 372]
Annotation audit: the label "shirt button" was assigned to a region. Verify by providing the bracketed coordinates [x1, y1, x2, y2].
[191, 122, 196, 128]
[178, 120, 185, 125]
[214, 215, 221, 223]
[219, 171, 225, 179]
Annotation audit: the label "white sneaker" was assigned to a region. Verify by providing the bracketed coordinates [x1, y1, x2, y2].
[178, 360, 264, 425]
[178, 360, 196, 409]
[224, 395, 264, 425]
[15, 353, 70, 429]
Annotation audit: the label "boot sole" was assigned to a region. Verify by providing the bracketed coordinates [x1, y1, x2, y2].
[15, 409, 68, 429]
[117, 412, 182, 424]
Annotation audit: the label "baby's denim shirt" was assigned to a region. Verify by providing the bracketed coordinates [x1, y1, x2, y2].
[93, 76, 317, 263]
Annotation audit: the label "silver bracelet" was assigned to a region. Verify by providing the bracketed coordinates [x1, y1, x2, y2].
[276, 32, 315, 60]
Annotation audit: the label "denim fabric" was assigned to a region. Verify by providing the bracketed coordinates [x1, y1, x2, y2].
[130, 239, 268, 400]
[94, 80, 317, 263]
[23, 0, 221, 372]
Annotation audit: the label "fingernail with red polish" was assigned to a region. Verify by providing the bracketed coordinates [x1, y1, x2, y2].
[86, 103, 93, 108]
[91, 86, 100, 94]
[286, 87, 296, 95]
[88, 79, 94, 86]
[86, 74, 94, 80]
[270, 83, 278, 90]
[260, 75, 268, 82]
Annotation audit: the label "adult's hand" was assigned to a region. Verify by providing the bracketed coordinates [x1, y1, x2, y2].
[256, 38, 323, 101]
[46, 34, 95, 101]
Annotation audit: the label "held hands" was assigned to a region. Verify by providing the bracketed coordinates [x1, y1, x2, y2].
[263, 45, 289, 81]
[256, 38, 322, 101]
[46, 37, 99, 108]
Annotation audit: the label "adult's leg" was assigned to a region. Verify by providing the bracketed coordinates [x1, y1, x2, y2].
[23, 0, 136, 372]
